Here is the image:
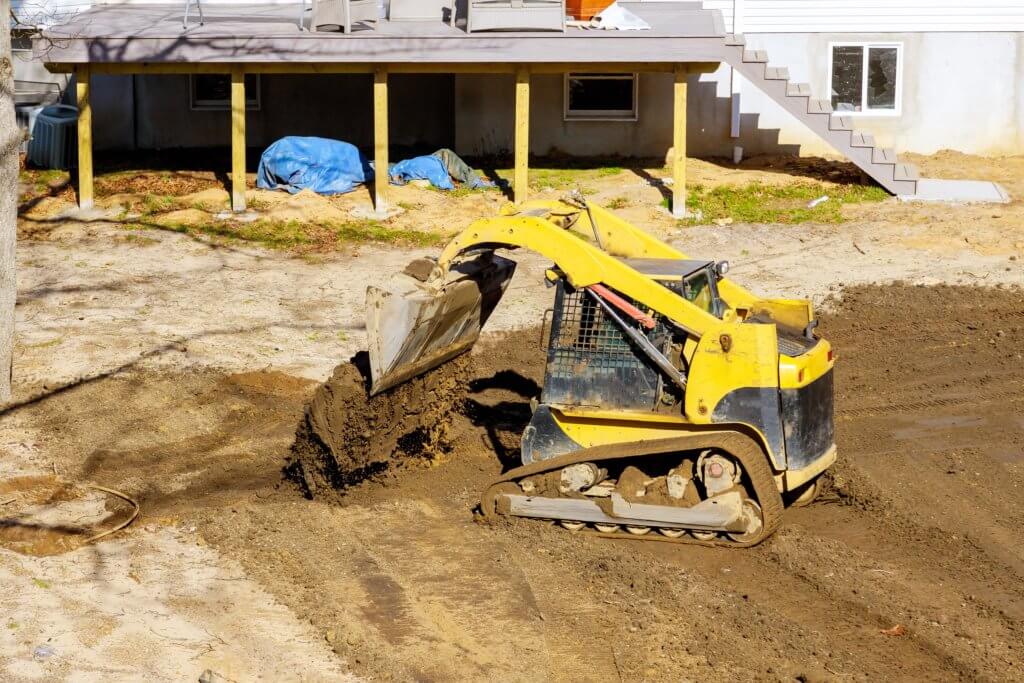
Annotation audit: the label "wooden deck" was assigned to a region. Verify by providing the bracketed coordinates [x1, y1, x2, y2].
[41, 2, 718, 217]
[39, 2, 728, 64]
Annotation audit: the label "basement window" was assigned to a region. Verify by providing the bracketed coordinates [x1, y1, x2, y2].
[564, 73, 638, 121]
[190, 74, 261, 111]
[828, 43, 902, 116]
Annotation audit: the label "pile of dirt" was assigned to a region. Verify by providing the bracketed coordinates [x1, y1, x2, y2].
[285, 330, 546, 500]
[286, 352, 474, 499]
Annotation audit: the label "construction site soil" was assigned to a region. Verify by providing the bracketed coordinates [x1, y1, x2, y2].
[23, 283, 1024, 681]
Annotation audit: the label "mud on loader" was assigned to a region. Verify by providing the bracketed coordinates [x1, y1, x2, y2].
[366, 197, 836, 546]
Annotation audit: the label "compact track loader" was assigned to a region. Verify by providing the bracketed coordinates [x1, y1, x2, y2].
[366, 197, 836, 546]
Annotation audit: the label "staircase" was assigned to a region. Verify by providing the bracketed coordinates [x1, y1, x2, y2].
[721, 34, 919, 196]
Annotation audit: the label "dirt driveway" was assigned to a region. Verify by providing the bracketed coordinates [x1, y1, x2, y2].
[2, 153, 1022, 681]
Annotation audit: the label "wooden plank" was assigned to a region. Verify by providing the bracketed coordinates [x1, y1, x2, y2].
[374, 67, 389, 214]
[75, 65, 93, 210]
[786, 82, 811, 97]
[872, 147, 897, 165]
[75, 61, 710, 76]
[38, 35, 736, 70]
[672, 64, 687, 219]
[514, 66, 530, 205]
[894, 163, 920, 182]
[84, 63, 235, 75]
[230, 66, 247, 212]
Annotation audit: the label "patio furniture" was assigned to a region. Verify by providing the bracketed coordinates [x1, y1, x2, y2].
[182, 0, 205, 29]
[388, 0, 454, 22]
[467, 0, 566, 32]
[302, 0, 379, 32]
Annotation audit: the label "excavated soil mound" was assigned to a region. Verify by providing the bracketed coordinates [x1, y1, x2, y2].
[286, 330, 546, 500]
[286, 353, 474, 498]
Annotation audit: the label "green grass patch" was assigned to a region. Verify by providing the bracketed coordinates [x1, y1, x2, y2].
[494, 166, 625, 190]
[425, 185, 489, 199]
[669, 181, 888, 225]
[140, 194, 179, 216]
[150, 217, 446, 250]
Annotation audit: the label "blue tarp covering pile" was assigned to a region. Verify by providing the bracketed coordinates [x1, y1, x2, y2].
[257, 136, 493, 195]
[388, 155, 454, 190]
[257, 136, 374, 195]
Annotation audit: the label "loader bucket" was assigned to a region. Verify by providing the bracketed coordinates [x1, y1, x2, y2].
[366, 252, 516, 395]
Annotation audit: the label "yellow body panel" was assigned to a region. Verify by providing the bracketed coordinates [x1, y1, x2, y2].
[435, 200, 834, 481]
[779, 339, 834, 390]
[684, 322, 780, 422]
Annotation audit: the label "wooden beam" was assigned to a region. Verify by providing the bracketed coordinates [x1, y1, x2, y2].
[231, 66, 247, 212]
[51, 61, 703, 76]
[373, 67, 389, 214]
[514, 66, 530, 205]
[672, 64, 687, 219]
[75, 65, 93, 210]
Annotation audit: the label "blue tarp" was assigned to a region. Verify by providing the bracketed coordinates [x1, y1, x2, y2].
[256, 136, 373, 195]
[389, 155, 454, 191]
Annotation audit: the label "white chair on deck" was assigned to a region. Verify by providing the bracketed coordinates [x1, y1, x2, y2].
[182, 0, 205, 29]
[301, 0, 380, 32]
[467, 0, 565, 32]
[388, 0, 454, 22]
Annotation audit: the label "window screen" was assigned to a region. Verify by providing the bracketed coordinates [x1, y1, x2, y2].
[565, 74, 637, 120]
[190, 74, 261, 111]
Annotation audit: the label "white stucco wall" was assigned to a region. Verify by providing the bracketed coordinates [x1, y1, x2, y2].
[733, 32, 1024, 156]
[453, 30, 1024, 160]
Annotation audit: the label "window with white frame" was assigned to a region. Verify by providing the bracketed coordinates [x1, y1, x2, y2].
[828, 43, 902, 115]
[189, 74, 261, 111]
[564, 73, 638, 121]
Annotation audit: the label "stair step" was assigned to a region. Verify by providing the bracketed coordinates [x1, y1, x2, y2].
[829, 115, 854, 131]
[872, 147, 897, 164]
[725, 33, 746, 46]
[743, 49, 769, 63]
[807, 99, 833, 114]
[894, 163, 920, 182]
[850, 131, 876, 148]
[764, 66, 790, 80]
[786, 82, 811, 97]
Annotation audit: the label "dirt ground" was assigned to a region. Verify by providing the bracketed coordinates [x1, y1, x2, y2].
[2, 152, 1023, 681]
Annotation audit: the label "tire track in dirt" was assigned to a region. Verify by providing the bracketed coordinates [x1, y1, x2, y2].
[837, 387, 1024, 419]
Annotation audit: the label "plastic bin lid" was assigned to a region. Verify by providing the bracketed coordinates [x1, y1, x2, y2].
[38, 104, 78, 122]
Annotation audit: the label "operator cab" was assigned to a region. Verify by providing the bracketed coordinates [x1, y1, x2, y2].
[619, 258, 729, 318]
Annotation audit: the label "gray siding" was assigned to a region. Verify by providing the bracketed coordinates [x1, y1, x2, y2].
[92, 73, 454, 153]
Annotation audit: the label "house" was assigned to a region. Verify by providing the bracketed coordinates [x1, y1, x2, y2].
[19, 1, 1024, 213]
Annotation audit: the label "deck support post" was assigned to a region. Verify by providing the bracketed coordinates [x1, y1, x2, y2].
[373, 66, 389, 214]
[75, 65, 93, 210]
[230, 66, 247, 212]
[672, 64, 687, 219]
[514, 66, 530, 205]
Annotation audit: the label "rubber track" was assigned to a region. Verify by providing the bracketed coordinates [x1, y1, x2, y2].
[838, 389, 1024, 420]
[480, 430, 784, 548]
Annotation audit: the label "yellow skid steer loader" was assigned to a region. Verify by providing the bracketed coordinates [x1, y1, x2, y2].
[366, 197, 835, 546]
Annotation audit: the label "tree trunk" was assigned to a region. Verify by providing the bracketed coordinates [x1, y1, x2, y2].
[0, 0, 17, 401]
